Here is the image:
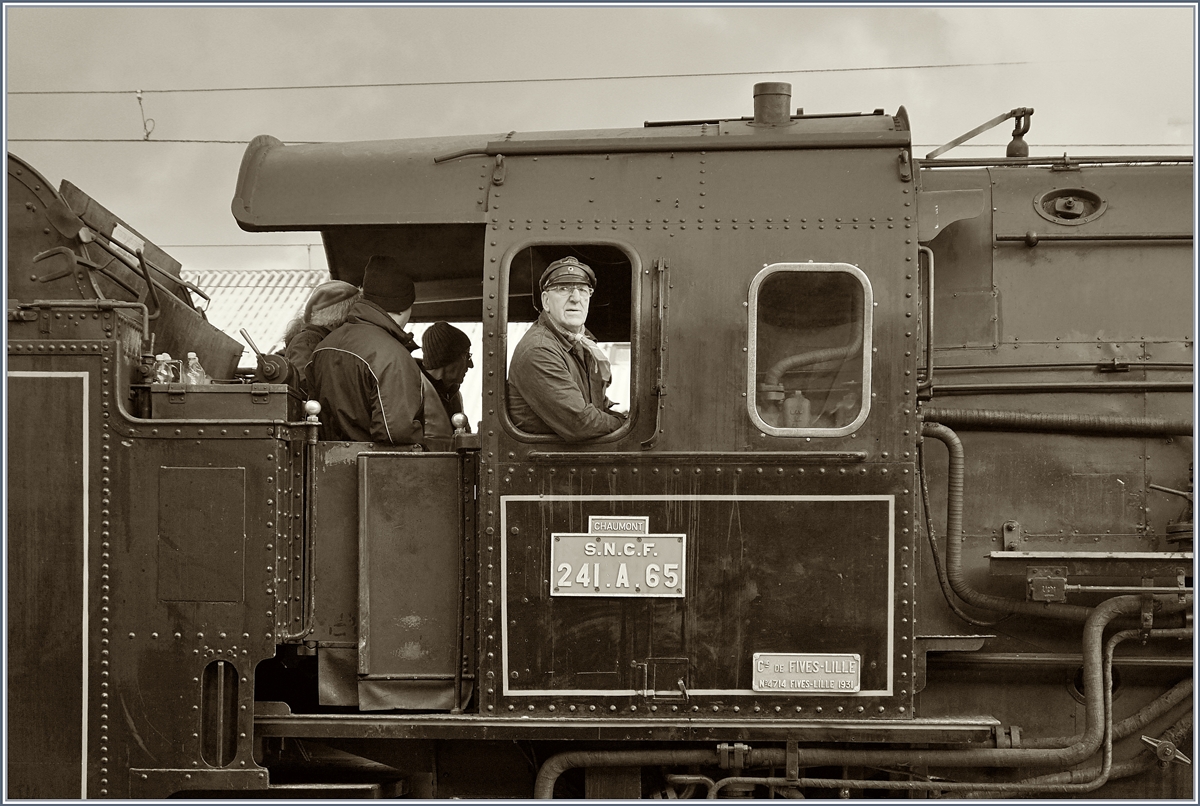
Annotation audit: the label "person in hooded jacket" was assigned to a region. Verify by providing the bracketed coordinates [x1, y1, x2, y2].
[309, 255, 451, 450]
[280, 280, 361, 393]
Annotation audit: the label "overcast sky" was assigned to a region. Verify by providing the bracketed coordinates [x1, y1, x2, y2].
[4, 4, 1196, 276]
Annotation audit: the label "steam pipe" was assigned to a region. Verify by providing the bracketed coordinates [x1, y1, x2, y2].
[534, 750, 719, 798]
[706, 628, 1188, 795]
[955, 628, 1192, 797]
[918, 246, 934, 392]
[531, 601, 1191, 798]
[921, 421, 1095, 620]
[1022, 675, 1192, 749]
[705, 618, 1176, 791]
[917, 441, 1007, 627]
[963, 711, 1194, 798]
[920, 417, 1192, 625]
[922, 408, 1192, 437]
[764, 327, 864, 388]
[777, 596, 1189, 769]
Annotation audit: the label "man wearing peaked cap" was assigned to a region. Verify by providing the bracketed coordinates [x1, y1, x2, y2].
[508, 256, 625, 441]
[419, 322, 474, 431]
[309, 255, 451, 448]
[539, 255, 596, 289]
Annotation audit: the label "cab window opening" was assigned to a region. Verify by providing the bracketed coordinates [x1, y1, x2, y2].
[317, 223, 488, 433]
[502, 244, 636, 442]
[750, 265, 871, 436]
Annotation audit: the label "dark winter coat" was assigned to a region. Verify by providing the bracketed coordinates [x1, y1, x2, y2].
[309, 300, 451, 449]
[507, 311, 624, 441]
[418, 359, 471, 433]
[283, 323, 333, 394]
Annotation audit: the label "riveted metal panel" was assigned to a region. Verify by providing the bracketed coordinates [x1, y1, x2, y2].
[89, 302, 287, 796]
[6, 371, 90, 798]
[357, 453, 463, 709]
[309, 442, 373, 648]
[502, 494, 895, 695]
[157, 467, 246, 603]
[487, 458, 916, 720]
[484, 145, 918, 458]
[989, 164, 1193, 344]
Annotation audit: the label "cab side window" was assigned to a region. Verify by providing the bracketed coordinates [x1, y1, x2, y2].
[503, 244, 636, 441]
[749, 263, 872, 437]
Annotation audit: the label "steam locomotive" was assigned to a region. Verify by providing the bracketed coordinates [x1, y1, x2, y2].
[7, 82, 1193, 799]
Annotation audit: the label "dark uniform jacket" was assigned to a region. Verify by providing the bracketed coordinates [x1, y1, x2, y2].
[310, 300, 452, 449]
[283, 323, 333, 394]
[508, 311, 624, 441]
[418, 359, 471, 433]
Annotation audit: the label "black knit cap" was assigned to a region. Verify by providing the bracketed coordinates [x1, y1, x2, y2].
[361, 255, 416, 313]
[422, 322, 472, 369]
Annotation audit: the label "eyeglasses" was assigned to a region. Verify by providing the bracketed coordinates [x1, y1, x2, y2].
[546, 284, 593, 298]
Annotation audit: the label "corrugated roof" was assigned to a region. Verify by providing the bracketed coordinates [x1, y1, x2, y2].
[182, 268, 329, 358]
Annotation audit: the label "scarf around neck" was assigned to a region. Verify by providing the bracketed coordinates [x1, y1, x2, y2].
[544, 313, 611, 385]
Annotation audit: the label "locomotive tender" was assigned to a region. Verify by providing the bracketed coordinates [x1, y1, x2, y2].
[7, 83, 1194, 799]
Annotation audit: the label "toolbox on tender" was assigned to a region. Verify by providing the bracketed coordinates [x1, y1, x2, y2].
[148, 382, 302, 420]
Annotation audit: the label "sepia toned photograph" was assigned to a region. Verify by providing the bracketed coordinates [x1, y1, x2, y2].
[4, 3, 1195, 799]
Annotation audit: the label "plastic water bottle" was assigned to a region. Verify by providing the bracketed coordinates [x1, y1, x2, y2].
[184, 352, 210, 385]
[782, 391, 811, 428]
[153, 353, 178, 383]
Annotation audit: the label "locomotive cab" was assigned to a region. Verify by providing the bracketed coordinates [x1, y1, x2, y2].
[7, 82, 1193, 799]
[233, 88, 923, 726]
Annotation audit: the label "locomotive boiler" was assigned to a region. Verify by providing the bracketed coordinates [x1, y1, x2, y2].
[7, 82, 1193, 799]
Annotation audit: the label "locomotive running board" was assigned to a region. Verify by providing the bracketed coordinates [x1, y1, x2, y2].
[253, 705, 999, 744]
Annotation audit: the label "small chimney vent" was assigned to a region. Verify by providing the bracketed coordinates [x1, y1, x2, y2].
[753, 82, 793, 126]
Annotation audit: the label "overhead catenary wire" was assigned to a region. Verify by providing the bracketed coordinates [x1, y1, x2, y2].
[9, 61, 1042, 95]
[6, 138, 1190, 148]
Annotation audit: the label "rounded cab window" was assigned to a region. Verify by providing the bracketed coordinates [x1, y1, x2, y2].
[504, 244, 634, 439]
[749, 264, 871, 437]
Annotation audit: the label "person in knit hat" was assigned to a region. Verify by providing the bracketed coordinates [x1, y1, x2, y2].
[507, 256, 625, 441]
[281, 280, 361, 392]
[418, 322, 474, 431]
[309, 255, 451, 448]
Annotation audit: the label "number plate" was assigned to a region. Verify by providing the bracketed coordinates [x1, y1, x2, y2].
[550, 516, 685, 597]
[752, 653, 862, 693]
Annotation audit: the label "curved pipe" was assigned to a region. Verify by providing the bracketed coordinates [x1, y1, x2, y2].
[1023, 675, 1192, 749]
[922, 421, 1094, 621]
[955, 628, 1192, 797]
[534, 749, 718, 799]
[708, 628, 1189, 796]
[921, 418, 1191, 628]
[710, 618, 1180, 796]
[918, 441, 1007, 627]
[963, 710, 1194, 798]
[763, 326, 864, 388]
[777, 596, 1188, 769]
[922, 408, 1192, 437]
[532, 600, 1192, 798]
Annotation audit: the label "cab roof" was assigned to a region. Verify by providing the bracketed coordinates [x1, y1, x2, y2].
[231, 111, 910, 232]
